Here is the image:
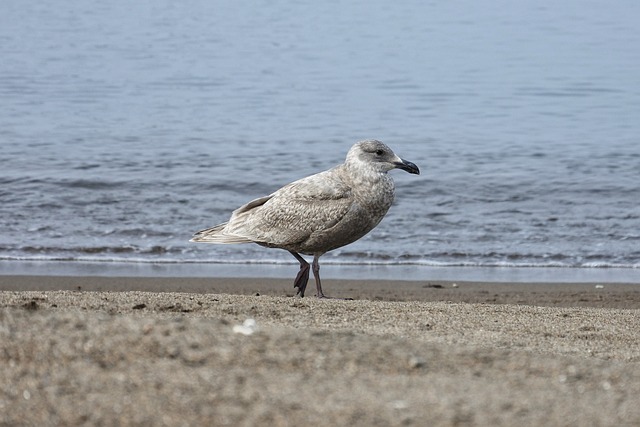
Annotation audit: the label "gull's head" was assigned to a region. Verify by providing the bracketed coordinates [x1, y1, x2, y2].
[346, 140, 420, 175]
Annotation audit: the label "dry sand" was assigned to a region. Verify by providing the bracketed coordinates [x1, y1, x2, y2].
[1, 275, 639, 426]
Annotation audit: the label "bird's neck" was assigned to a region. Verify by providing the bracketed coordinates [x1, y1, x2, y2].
[343, 162, 395, 195]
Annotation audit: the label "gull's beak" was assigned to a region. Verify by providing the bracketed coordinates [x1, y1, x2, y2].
[394, 158, 420, 175]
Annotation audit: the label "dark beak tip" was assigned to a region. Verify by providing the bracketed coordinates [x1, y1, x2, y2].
[398, 160, 420, 175]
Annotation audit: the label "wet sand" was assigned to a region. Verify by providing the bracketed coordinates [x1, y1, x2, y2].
[1, 275, 639, 426]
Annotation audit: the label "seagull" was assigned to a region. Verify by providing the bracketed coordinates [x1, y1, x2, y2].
[190, 139, 420, 298]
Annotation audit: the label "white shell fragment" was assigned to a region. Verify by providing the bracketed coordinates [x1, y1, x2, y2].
[233, 318, 258, 336]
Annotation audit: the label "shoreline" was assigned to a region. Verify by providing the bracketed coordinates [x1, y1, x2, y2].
[1, 275, 640, 308]
[2, 260, 639, 284]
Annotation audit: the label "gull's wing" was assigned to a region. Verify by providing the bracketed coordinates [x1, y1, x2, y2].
[223, 168, 354, 247]
[190, 195, 272, 244]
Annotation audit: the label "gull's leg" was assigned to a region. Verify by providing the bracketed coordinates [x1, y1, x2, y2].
[312, 255, 327, 298]
[289, 251, 310, 297]
[312, 255, 354, 300]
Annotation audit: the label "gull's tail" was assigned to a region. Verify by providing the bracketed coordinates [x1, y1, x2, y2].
[190, 222, 254, 244]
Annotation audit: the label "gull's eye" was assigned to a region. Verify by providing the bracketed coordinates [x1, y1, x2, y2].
[375, 149, 384, 156]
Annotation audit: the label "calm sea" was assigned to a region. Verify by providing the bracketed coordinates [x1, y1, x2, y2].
[1, 1, 639, 279]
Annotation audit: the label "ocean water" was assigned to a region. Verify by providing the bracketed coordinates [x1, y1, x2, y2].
[1, 1, 639, 277]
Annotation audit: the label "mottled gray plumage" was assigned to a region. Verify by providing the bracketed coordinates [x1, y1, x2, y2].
[191, 140, 419, 297]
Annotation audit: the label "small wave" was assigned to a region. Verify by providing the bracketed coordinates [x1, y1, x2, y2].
[58, 179, 123, 190]
[0, 254, 638, 269]
[10, 245, 186, 256]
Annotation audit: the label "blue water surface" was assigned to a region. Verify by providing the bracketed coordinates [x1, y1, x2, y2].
[1, 1, 639, 277]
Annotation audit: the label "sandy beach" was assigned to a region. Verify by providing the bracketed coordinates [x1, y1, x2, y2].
[1, 275, 639, 426]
